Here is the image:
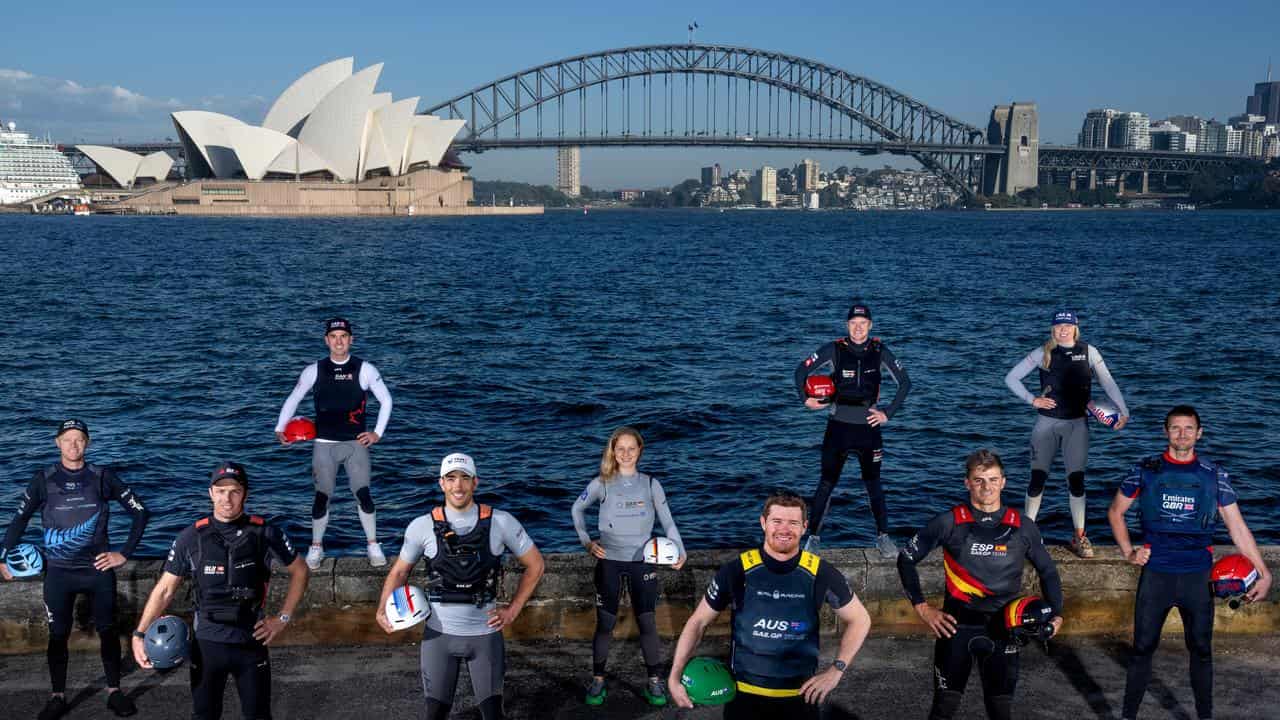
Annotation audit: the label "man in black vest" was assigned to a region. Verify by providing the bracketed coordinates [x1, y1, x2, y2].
[668, 491, 871, 719]
[795, 301, 911, 557]
[898, 449, 1063, 720]
[1107, 405, 1271, 720]
[275, 317, 393, 569]
[131, 462, 309, 720]
[2, 419, 150, 720]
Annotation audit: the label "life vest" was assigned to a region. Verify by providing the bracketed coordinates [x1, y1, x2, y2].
[1037, 342, 1092, 419]
[38, 464, 108, 567]
[831, 337, 882, 407]
[730, 549, 821, 695]
[314, 356, 367, 441]
[941, 505, 1026, 614]
[1137, 455, 1218, 537]
[192, 516, 271, 629]
[425, 505, 503, 606]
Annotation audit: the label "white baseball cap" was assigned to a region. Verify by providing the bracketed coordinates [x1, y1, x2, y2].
[440, 452, 477, 477]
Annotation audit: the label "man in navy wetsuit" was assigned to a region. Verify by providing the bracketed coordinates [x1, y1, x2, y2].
[1, 419, 150, 720]
[1108, 405, 1271, 720]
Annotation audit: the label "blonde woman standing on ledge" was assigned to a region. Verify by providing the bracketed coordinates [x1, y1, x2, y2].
[571, 426, 686, 708]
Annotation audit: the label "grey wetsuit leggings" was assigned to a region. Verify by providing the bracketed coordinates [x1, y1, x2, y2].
[1028, 416, 1089, 496]
[312, 441, 371, 494]
[420, 628, 505, 719]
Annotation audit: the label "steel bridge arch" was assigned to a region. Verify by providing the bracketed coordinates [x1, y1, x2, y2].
[423, 44, 992, 194]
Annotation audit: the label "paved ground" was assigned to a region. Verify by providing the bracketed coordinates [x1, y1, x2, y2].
[3, 634, 1277, 719]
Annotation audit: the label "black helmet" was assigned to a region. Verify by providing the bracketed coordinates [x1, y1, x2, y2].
[1002, 596, 1054, 645]
[145, 615, 191, 669]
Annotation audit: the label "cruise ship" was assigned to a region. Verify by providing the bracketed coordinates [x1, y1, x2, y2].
[0, 120, 82, 205]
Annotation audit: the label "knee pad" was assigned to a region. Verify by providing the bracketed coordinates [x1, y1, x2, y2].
[1027, 470, 1049, 497]
[1068, 471, 1085, 497]
[985, 694, 1013, 720]
[355, 486, 375, 514]
[635, 611, 657, 635]
[312, 492, 330, 520]
[928, 690, 964, 720]
[595, 609, 618, 634]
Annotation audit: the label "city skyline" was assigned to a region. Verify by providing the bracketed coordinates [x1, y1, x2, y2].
[4, 0, 1277, 186]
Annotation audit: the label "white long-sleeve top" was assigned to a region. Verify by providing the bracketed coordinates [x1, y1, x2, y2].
[274, 358, 392, 440]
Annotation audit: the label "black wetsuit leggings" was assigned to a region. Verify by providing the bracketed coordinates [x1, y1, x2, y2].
[592, 559, 661, 676]
[723, 691, 820, 720]
[812, 420, 886, 535]
[191, 638, 272, 720]
[1122, 567, 1213, 720]
[928, 620, 1019, 720]
[43, 566, 119, 693]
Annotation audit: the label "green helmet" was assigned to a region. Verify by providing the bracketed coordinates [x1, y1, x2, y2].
[681, 656, 736, 706]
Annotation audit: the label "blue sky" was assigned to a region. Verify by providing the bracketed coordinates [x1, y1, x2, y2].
[4, 0, 1276, 187]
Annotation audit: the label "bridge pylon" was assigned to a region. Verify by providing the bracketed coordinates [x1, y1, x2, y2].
[982, 102, 1039, 196]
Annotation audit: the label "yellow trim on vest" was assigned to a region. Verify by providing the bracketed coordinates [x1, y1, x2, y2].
[736, 681, 802, 697]
[798, 551, 821, 576]
[740, 549, 763, 571]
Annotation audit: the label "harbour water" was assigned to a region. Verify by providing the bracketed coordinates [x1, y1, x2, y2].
[2, 209, 1277, 557]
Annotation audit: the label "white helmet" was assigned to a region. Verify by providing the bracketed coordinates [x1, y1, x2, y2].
[642, 536, 681, 565]
[1087, 400, 1120, 428]
[384, 585, 431, 631]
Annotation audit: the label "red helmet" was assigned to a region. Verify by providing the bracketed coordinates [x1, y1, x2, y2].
[283, 417, 317, 442]
[1003, 595, 1055, 644]
[805, 375, 836, 400]
[1211, 554, 1258, 599]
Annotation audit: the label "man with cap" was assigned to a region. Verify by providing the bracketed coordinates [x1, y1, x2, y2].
[2, 419, 150, 720]
[274, 317, 393, 569]
[375, 452, 545, 720]
[794, 301, 912, 557]
[1004, 309, 1128, 558]
[131, 462, 309, 720]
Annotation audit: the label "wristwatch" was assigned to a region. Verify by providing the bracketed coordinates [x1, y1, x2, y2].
[132, 630, 146, 639]
[832, 659, 847, 673]
[278, 613, 291, 624]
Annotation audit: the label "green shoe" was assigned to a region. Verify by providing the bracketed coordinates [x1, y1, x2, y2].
[584, 677, 606, 706]
[643, 676, 668, 707]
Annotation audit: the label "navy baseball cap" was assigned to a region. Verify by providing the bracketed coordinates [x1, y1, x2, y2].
[1052, 310, 1078, 326]
[210, 461, 249, 489]
[56, 419, 89, 438]
[324, 317, 353, 335]
[847, 303, 872, 320]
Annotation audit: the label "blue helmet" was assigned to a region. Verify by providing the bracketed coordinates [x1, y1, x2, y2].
[145, 615, 191, 670]
[5, 543, 44, 577]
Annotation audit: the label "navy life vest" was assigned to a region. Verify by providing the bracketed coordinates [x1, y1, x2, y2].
[314, 356, 367, 441]
[942, 505, 1027, 616]
[1137, 456, 1218, 537]
[39, 464, 108, 568]
[192, 516, 271, 630]
[1037, 342, 1091, 419]
[831, 337, 882, 407]
[730, 549, 821, 694]
[425, 505, 503, 606]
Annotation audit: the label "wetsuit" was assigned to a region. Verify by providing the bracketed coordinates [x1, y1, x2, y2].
[571, 472, 684, 676]
[898, 504, 1063, 720]
[399, 504, 535, 720]
[705, 548, 854, 719]
[1117, 453, 1236, 720]
[2, 463, 148, 695]
[1004, 344, 1127, 523]
[795, 337, 911, 536]
[164, 514, 298, 720]
[275, 356, 392, 546]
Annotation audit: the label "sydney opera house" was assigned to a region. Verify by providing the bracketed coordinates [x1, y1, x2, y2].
[101, 58, 528, 215]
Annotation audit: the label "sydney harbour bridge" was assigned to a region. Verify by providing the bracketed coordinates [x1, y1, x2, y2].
[77, 44, 1261, 199]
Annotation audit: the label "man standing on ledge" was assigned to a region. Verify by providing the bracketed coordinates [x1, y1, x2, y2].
[897, 449, 1063, 720]
[1108, 405, 1271, 720]
[2, 419, 150, 720]
[275, 317, 393, 569]
[795, 301, 911, 557]
[668, 491, 871, 719]
[376, 452, 545, 720]
[132, 462, 310, 720]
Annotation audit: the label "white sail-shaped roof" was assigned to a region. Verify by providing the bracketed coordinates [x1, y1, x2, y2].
[368, 97, 418, 176]
[297, 63, 383, 182]
[136, 151, 174, 183]
[172, 111, 248, 178]
[78, 145, 145, 188]
[262, 57, 354, 137]
[225, 125, 296, 180]
[406, 116, 465, 169]
[266, 141, 331, 176]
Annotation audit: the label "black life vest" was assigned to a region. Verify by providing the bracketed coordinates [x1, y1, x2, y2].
[941, 505, 1028, 616]
[730, 549, 821, 693]
[831, 337, 882, 406]
[192, 515, 271, 629]
[1037, 342, 1091, 419]
[39, 464, 108, 568]
[1137, 455, 1219, 537]
[314, 356, 367, 441]
[425, 505, 503, 606]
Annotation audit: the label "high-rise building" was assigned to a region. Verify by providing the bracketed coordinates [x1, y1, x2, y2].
[1246, 80, 1280, 123]
[1150, 121, 1197, 152]
[1263, 134, 1280, 162]
[751, 166, 777, 206]
[1240, 128, 1264, 158]
[1079, 108, 1118, 148]
[1199, 122, 1228, 154]
[1167, 115, 1207, 138]
[798, 158, 820, 192]
[701, 163, 721, 188]
[1109, 112, 1151, 150]
[556, 146, 580, 197]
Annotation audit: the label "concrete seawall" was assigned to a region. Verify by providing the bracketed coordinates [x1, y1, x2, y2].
[2, 546, 1276, 655]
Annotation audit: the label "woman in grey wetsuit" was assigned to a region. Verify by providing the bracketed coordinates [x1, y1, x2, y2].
[1004, 310, 1128, 558]
[571, 426, 685, 707]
